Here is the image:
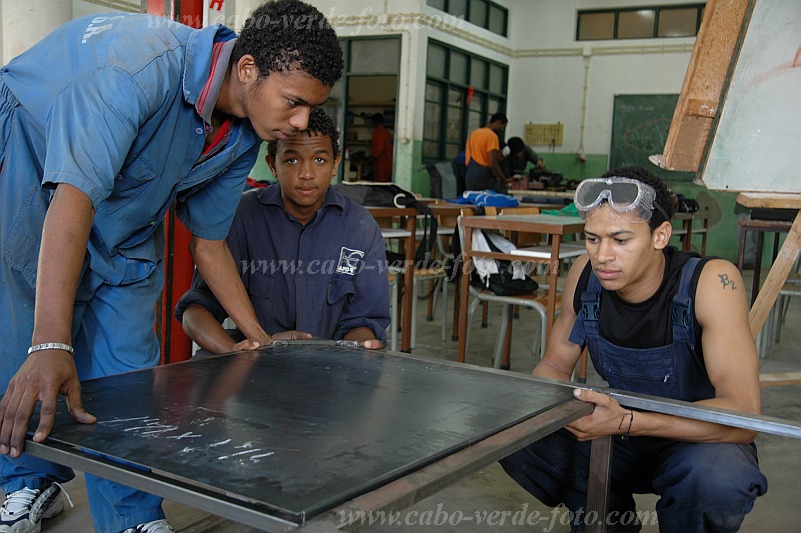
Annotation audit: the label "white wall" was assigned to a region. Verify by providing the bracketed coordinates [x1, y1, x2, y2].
[1, 0, 700, 182]
[507, 0, 695, 157]
[1, 0, 72, 64]
[302, 0, 695, 165]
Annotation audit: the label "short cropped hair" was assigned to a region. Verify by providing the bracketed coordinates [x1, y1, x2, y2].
[489, 112, 508, 125]
[232, 0, 344, 86]
[506, 136, 525, 154]
[601, 166, 674, 230]
[267, 106, 339, 158]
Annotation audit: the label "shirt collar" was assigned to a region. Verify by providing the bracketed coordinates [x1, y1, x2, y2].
[195, 38, 237, 126]
[182, 24, 237, 119]
[256, 183, 347, 212]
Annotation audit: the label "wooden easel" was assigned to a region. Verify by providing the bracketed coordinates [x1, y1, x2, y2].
[655, 0, 801, 384]
[659, 0, 751, 173]
[737, 193, 801, 384]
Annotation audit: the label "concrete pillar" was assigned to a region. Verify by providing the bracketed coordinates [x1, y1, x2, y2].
[1, 0, 71, 64]
[229, 0, 262, 30]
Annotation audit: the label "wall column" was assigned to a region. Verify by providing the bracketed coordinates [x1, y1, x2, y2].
[1, 0, 71, 64]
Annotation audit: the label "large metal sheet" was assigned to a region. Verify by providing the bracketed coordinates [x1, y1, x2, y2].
[35, 344, 574, 524]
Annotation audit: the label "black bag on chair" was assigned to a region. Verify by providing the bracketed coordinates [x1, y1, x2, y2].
[675, 193, 700, 213]
[480, 232, 539, 296]
[449, 226, 538, 297]
[333, 182, 438, 267]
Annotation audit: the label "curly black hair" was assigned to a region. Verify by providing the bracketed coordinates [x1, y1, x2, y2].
[506, 136, 525, 154]
[232, 0, 344, 86]
[267, 106, 339, 158]
[601, 166, 674, 231]
[489, 112, 508, 125]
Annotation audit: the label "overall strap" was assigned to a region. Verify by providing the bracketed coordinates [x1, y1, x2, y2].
[671, 257, 701, 347]
[580, 271, 602, 323]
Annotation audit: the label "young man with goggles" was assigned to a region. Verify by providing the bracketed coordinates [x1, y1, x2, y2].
[574, 177, 670, 222]
[501, 166, 766, 532]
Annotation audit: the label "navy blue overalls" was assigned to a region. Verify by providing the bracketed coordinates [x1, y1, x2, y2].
[500, 258, 767, 533]
[573, 257, 714, 402]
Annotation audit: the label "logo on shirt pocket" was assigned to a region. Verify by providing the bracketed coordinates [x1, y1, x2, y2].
[336, 247, 365, 275]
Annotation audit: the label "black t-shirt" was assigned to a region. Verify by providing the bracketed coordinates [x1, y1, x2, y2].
[572, 247, 713, 353]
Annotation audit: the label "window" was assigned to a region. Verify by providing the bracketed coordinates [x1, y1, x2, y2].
[577, 4, 704, 41]
[423, 41, 508, 162]
[427, 0, 508, 37]
[618, 10, 655, 39]
[658, 7, 701, 37]
[325, 36, 401, 182]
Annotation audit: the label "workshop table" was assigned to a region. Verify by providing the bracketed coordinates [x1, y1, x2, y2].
[672, 212, 710, 254]
[22, 342, 593, 532]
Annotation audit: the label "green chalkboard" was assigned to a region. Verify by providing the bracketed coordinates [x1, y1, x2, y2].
[610, 94, 694, 181]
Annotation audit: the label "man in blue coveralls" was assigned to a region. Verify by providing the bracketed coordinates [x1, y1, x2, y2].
[0, 1, 343, 532]
[499, 166, 767, 532]
[175, 107, 391, 353]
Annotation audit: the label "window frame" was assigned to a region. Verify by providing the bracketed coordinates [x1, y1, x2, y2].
[423, 40, 508, 163]
[427, 0, 509, 38]
[576, 3, 705, 41]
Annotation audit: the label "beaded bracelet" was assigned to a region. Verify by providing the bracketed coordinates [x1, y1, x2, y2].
[618, 410, 634, 440]
[27, 343, 75, 356]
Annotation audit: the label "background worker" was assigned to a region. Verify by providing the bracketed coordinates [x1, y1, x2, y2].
[500, 166, 767, 532]
[464, 113, 508, 193]
[370, 113, 393, 183]
[177, 108, 390, 353]
[0, 1, 343, 532]
[501, 136, 544, 178]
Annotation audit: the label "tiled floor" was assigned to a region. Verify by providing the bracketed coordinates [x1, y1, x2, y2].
[13, 270, 801, 532]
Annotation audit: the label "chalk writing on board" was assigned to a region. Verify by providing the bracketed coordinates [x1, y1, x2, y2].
[99, 417, 277, 465]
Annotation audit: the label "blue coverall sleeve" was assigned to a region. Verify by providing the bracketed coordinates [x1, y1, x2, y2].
[41, 69, 148, 206]
[333, 219, 391, 342]
[174, 195, 252, 325]
[175, 141, 261, 241]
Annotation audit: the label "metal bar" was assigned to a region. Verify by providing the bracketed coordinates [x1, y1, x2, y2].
[490, 373, 801, 440]
[305, 400, 594, 532]
[586, 436, 613, 533]
[592, 388, 801, 439]
[349, 351, 801, 440]
[25, 441, 299, 532]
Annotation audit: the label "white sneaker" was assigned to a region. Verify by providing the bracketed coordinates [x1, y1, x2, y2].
[0, 485, 64, 533]
[121, 519, 174, 533]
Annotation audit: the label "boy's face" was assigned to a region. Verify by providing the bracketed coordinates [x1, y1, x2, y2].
[582, 204, 667, 298]
[267, 132, 341, 223]
[242, 67, 331, 142]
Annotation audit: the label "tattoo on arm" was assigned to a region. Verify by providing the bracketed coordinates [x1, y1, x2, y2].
[718, 273, 737, 290]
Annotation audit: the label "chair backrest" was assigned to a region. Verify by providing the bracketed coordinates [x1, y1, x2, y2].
[484, 206, 541, 246]
[426, 161, 459, 200]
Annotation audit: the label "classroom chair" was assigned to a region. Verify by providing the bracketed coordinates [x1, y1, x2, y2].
[457, 210, 560, 369]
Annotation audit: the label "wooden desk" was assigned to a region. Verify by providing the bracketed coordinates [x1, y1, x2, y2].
[507, 190, 576, 213]
[367, 206, 417, 352]
[508, 190, 576, 199]
[673, 212, 710, 254]
[457, 214, 585, 363]
[735, 193, 801, 341]
[426, 202, 464, 219]
[736, 217, 794, 308]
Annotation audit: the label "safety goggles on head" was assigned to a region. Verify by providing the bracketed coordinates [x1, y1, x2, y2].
[574, 177, 666, 222]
